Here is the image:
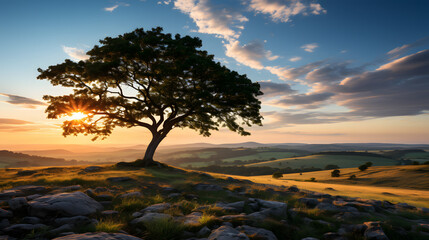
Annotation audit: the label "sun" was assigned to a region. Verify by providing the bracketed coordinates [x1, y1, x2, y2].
[67, 112, 87, 121]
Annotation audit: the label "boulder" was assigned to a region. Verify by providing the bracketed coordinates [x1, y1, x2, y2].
[183, 212, 203, 225]
[131, 212, 172, 225]
[142, 203, 171, 213]
[194, 184, 223, 191]
[0, 208, 13, 218]
[363, 222, 389, 240]
[197, 226, 211, 237]
[8, 197, 28, 211]
[236, 225, 278, 240]
[120, 192, 142, 198]
[102, 210, 119, 216]
[21, 216, 41, 224]
[315, 203, 340, 212]
[216, 201, 245, 212]
[208, 226, 249, 240]
[52, 232, 142, 240]
[3, 223, 47, 237]
[10, 185, 48, 195]
[54, 216, 95, 227]
[298, 198, 319, 208]
[28, 191, 103, 217]
[0, 190, 24, 200]
[250, 198, 287, 218]
[0, 219, 10, 229]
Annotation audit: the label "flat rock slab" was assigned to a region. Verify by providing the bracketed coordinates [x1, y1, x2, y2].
[208, 226, 249, 240]
[28, 191, 103, 217]
[52, 232, 142, 240]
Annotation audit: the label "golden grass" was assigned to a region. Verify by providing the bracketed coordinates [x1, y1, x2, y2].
[211, 165, 429, 208]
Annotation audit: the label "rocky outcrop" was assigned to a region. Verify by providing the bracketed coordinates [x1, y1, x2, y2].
[28, 191, 103, 217]
[53, 232, 143, 239]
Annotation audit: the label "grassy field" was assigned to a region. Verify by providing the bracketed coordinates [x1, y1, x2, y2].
[222, 152, 301, 163]
[404, 151, 429, 161]
[246, 154, 398, 169]
[212, 165, 429, 208]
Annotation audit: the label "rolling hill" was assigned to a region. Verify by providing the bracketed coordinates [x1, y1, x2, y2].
[246, 152, 399, 169]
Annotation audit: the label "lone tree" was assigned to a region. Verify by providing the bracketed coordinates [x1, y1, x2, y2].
[38, 27, 263, 166]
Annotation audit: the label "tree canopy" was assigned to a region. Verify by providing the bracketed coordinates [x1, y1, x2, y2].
[37, 27, 263, 163]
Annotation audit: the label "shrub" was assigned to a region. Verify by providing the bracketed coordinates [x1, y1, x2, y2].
[272, 171, 283, 179]
[365, 161, 373, 167]
[143, 218, 185, 240]
[331, 169, 340, 177]
[96, 219, 124, 233]
[348, 174, 356, 180]
[325, 164, 339, 170]
[309, 177, 316, 182]
[358, 164, 368, 171]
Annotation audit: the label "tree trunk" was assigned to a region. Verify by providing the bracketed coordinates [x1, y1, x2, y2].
[141, 133, 165, 165]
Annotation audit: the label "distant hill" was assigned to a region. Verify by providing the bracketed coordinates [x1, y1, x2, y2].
[246, 152, 399, 169]
[0, 150, 91, 168]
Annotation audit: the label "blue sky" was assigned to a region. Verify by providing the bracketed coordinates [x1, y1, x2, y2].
[1, 0, 429, 146]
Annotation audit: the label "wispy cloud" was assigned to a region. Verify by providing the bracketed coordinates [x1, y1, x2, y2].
[174, 0, 248, 41]
[104, 2, 130, 12]
[301, 43, 318, 52]
[104, 5, 119, 12]
[225, 40, 279, 70]
[0, 93, 45, 109]
[62, 46, 89, 61]
[289, 56, 302, 62]
[248, 0, 326, 23]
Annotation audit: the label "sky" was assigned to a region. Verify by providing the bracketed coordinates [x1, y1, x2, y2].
[1, 0, 429, 147]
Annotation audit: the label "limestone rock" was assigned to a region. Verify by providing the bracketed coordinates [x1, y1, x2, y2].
[52, 232, 142, 240]
[28, 191, 103, 217]
[208, 226, 249, 240]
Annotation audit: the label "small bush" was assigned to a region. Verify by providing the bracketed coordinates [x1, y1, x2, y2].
[331, 169, 340, 177]
[272, 171, 283, 179]
[412, 161, 420, 165]
[365, 162, 373, 167]
[358, 164, 368, 171]
[198, 213, 218, 226]
[348, 174, 356, 180]
[96, 219, 124, 233]
[143, 218, 185, 240]
[325, 164, 339, 170]
[309, 177, 316, 182]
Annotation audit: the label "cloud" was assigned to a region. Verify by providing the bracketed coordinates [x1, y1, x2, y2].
[104, 3, 130, 12]
[289, 56, 302, 62]
[387, 36, 429, 59]
[272, 92, 334, 108]
[0, 118, 38, 132]
[62, 46, 89, 61]
[301, 43, 318, 52]
[225, 40, 279, 69]
[262, 111, 353, 126]
[248, 0, 326, 23]
[305, 62, 365, 83]
[104, 5, 119, 12]
[174, 0, 248, 41]
[331, 49, 429, 117]
[0, 118, 32, 125]
[0, 93, 45, 109]
[258, 81, 296, 98]
[265, 60, 325, 80]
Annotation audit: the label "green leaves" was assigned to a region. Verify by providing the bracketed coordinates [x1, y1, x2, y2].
[38, 27, 263, 142]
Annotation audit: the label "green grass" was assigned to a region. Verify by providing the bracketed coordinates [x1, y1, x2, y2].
[96, 219, 124, 233]
[247, 154, 399, 169]
[142, 218, 185, 240]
